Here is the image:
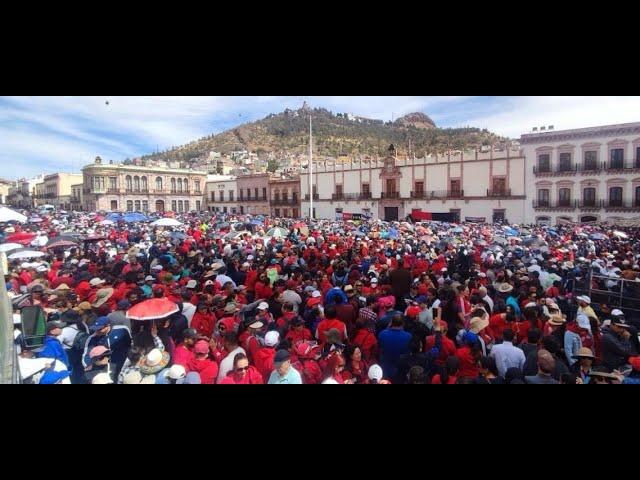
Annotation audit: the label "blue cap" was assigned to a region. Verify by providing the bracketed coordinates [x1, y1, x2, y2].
[90, 316, 111, 332]
[415, 295, 428, 304]
[270, 259, 278, 265]
[117, 299, 132, 310]
[463, 331, 479, 345]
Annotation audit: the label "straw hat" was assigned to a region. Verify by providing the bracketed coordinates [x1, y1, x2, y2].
[572, 347, 595, 360]
[548, 313, 566, 326]
[498, 283, 513, 293]
[469, 316, 489, 334]
[140, 348, 170, 375]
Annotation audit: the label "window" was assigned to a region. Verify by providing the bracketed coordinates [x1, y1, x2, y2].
[134, 176, 140, 191]
[184, 179, 189, 192]
[171, 200, 177, 212]
[274, 189, 280, 201]
[610, 148, 624, 168]
[538, 154, 550, 172]
[125, 176, 132, 191]
[195, 180, 201, 193]
[178, 201, 184, 213]
[196, 200, 201, 211]
[336, 184, 343, 195]
[247, 188, 251, 199]
[450, 179, 461, 195]
[219, 191, 224, 202]
[171, 178, 177, 193]
[126, 200, 133, 211]
[635, 186, 640, 207]
[292, 191, 298, 202]
[414, 181, 424, 194]
[185, 200, 190, 211]
[558, 188, 571, 206]
[109, 177, 117, 190]
[142, 201, 148, 212]
[240, 206, 244, 214]
[292, 208, 298, 217]
[222, 206, 227, 213]
[492, 178, 506, 195]
[232, 207, 237, 214]
[211, 192, 215, 201]
[134, 200, 141, 211]
[559, 153, 572, 171]
[636, 147, 640, 167]
[283, 209, 288, 217]
[609, 187, 623, 206]
[583, 188, 596, 207]
[584, 151, 597, 171]
[93, 177, 105, 190]
[177, 178, 183, 192]
[255, 188, 259, 199]
[262, 187, 267, 199]
[275, 208, 280, 217]
[229, 191, 234, 201]
[141, 177, 148, 191]
[156, 177, 163, 190]
[538, 189, 550, 207]
[312, 185, 317, 196]
[110, 200, 118, 211]
[493, 210, 506, 223]
[282, 190, 288, 201]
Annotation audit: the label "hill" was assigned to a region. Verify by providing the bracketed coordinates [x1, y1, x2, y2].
[141, 106, 506, 164]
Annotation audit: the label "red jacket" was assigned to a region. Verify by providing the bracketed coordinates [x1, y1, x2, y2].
[286, 327, 313, 345]
[188, 357, 219, 384]
[173, 344, 195, 370]
[316, 318, 347, 344]
[245, 270, 259, 292]
[352, 328, 378, 362]
[253, 347, 276, 382]
[241, 334, 262, 363]
[191, 311, 216, 338]
[425, 334, 457, 366]
[75, 281, 92, 301]
[219, 366, 264, 384]
[455, 346, 479, 378]
[291, 359, 323, 384]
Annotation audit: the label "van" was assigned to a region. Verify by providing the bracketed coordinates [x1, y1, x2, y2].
[39, 204, 55, 215]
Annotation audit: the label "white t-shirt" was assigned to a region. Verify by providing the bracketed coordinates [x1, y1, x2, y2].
[182, 302, 196, 326]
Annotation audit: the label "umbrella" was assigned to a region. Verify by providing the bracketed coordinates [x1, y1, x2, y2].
[126, 298, 180, 321]
[150, 218, 182, 227]
[352, 230, 366, 238]
[94, 215, 105, 222]
[250, 219, 264, 226]
[0, 207, 27, 223]
[523, 237, 545, 247]
[45, 238, 79, 250]
[265, 227, 288, 238]
[452, 227, 464, 233]
[28, 217, 43, 223]
[292, 222, 309, 236]
[170, 232, 187, 240]
[493, 236, 508, 245]
[216, 222, 231, 230]
[503, 227, 518, 237]
[589, 232, 607, 241]
[546, 230, 559, 237]
[612, 230, 628, 239]
[475, 239, 488, 247]
[8, 249, 46, 260]
[7, 232, 37, 245]
[123, 213, 148, 223]
[0, 243, 23, 253]
[99, 219, 115, 226]
[84, 234, 107, 242]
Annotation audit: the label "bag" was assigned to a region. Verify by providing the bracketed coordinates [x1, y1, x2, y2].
[72, 330, 90, 352]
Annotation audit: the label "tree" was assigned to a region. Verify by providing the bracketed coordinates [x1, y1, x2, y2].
[267, 159, 279, 173]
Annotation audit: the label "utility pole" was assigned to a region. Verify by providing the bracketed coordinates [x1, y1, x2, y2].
[309, 113, 313, 219]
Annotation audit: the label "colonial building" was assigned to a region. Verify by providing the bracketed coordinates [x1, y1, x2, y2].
[520, 122, 640, 224]
[269, 176, 300, 218]
[205, 175, 239, 214]
[300, 145, 526, 223]
[82, 156, 206, 213]
[236, 173, 271, 215]
[70, 183, 83, 211]
[33, 173, 83, 210]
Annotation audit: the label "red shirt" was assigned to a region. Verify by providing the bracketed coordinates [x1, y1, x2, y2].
[188, 357, 219, 384]
[455, 346, 479, 378]
[219, 366, 264, 384]
[352, 328, 378, 362]
[286, 327, 313, 345]
[488, 313, 507, 342]
[425, 334, 457, 366]
[431, 374, 457, 384]
[316, 318, 347, 344]
[191, 311, 216, 338]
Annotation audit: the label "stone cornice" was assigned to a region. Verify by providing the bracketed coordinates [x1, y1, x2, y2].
[521, 124, 640, 144]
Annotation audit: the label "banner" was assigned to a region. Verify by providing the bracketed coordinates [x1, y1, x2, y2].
[465, 217, 486, 223]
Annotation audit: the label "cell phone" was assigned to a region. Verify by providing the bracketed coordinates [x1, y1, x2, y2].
[432, 307, 439, 318]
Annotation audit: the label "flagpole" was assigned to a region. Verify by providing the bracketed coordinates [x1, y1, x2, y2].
[309, 114, 313, 219]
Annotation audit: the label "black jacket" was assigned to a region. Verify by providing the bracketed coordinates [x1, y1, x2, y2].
[601, 330, 635, 370]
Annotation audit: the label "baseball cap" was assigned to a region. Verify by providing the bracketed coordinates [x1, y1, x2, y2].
[370, 277, 378, 283]
[145, 276, 154, 282]
[311, 290, 321, 298]
[273, 349, 290, 365]
[249, 320, 264, 329]
[182, 328, 198, 340]
[168, 364, 187, 380]
[194, 340, 209, 354]
[257, 302, 269, 310]
[117, 299, 132, 310]
[89, 345, 112, 359]
[89, 278, 105, 287]
[264, 331, 280, 347]
[368, 364, 383, 382]
[344, 285, 354, 293]
[92, 372, 114, 384]
[611, 309, 624, 317]
[576, 295, 591, 304]
[90, 316, 111, 332]
[186, 280, 198, 289]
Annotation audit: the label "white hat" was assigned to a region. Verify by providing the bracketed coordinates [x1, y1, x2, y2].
[145, 349, 163, 367]
[311, 290, 321, 298]
[611, 309, 624, 316]
[204, 280, 214, 286]
[152, 265, 163, 271]
[70, 258, 79, 265]
[92, 372, 113, 384]
[122, 371, 145, 384]
[371, 277, 378, 283]
[247, 255, 254, 260]
[258, 302, 269, 310]
[524, 302, 537, 309]
[368, 364, 383, 382]
[242, 262, 250, 268]
[145, 275, 154, 282]
[20, 262, 30, 269]
[264, 331, 280, 347]
[36, 266, 47, 272]
[89, 278, 105, 287]
[576, 295, 591, 304]
[168, 364, 186, 380]
[186, 280, 198, 289]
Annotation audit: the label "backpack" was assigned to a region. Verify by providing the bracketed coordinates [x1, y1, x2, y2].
[72, 329, 90, 352]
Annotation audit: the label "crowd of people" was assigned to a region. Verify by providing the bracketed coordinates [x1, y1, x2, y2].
[4, 208, 640, 384]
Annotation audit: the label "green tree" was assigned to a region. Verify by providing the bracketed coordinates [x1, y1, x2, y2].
[267, 159, 279, 173]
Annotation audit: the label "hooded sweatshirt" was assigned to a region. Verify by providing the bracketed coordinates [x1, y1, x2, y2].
[188, 356, 219, 384]
[219, 365, 264, 384]
[253, 347, 276, 382]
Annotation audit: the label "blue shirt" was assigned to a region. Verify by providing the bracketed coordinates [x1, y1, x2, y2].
[268, 366, 303, 384]
[377, 328, 411, 379]
[490, 341, 526, 378]
[37, 336, 71, 370]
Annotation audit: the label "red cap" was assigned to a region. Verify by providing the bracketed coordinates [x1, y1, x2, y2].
[295, 342, 314, 358]
[286, 280, 297, 289]
[406, 306, 421, 318]
[630, 356, 640, 371]
[194, 340, 209, 354]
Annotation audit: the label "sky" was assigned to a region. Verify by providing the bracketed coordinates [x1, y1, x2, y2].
[2, 96, 640, 180]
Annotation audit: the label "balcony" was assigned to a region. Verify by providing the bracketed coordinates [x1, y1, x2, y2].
[107, 188, 119, 194]
[430, 190, 465, 199]
[244, 196, 267, 202]
[605, 160, 640, 172]
[381, 191, 400, 199]
[604, 200, 640, 210]
[578, 199, 603, 209]
[125, 189, 150, 194]
[272, 198, 299, 205]
[304, 194, 319, 201]
[577, 163, 602, 173]
[486, 189, 512, 197]
[533, 200, 577, 209]
[533, 165, 552, 175]
[359, 192, 372, 200]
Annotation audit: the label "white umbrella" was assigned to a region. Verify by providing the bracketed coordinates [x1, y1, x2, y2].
[8, 250, 46, 260]
[0, 243, 23, 253]
[0, 206, 27, 223]
[29, 217, 43, 223]
[150, 218, 182, 227]
[612, 230, 628, 239]
[100, 219, 115, 226]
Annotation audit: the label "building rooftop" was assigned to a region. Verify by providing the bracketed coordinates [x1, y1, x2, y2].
[520, 121, 640, 144]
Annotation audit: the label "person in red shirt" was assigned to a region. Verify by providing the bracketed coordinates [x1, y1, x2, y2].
[253, 330, 279, 382]
[455, 332, 481, 379]
[285, 316, 313, 345]
[315, 304, 347, 345]
[431, 356, 460, 384]
[276, 302, 296, 331]
[240, 320, 264, 363]
[191, 303, 216, 338]
[255, 273, 273, 300]
[173, 329, 198, 370]
[291, 342, 323, 384]
[488, 309, 508, 343]
[219, 353, 264, 384]
[425, 321, 457, 367]
[351, 317, 378, 362]
[188, 340, 219, 384]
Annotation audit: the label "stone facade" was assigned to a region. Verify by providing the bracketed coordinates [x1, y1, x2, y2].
[269, 177, 301, 218]
[236, 174, 271, 215]
[82, 157, 206, 213]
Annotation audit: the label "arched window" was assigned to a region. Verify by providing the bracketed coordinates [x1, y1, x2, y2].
[184, 179, 189, 192]
[177, 200, 184, 213]
[609, 187, 623, 206]
[141, 176, 148, 191]
[195, 180, 201, 193]
[134, 200, 141, 211]
[558, 188, 571, 207]
[156, 177, 163, 190]
[126, 200, 133, 211]
[125, 175, 132, 191]
[282, 189, 288, 200]
[583, 187, 596, 207]
[134, 176, 140, 191]
[177, 178, 183, 192]
[171, 178, 176, 192]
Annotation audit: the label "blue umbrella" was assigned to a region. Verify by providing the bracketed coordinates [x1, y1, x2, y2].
[546, 230, 559, 237]
[106, 213, 124, 222]
[504, 227, 518, 237]
[123, 213, 148, 223]
[251, 219, 264, 226]
[388, 228, 399, 239]
[589, 232, 607, 240]
[170, 232, 187, 240]
[452, 227, 463, 233]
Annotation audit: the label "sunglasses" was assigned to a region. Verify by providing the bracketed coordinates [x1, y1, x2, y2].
[236, 366, 249, 372]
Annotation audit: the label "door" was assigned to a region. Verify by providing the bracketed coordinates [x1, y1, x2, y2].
[110, 200, 118, 211]
[155, 200, 165, 213]
[450, 179, 461, 196]
[384, 207, 399, 221]
[493, 210, 506, 223]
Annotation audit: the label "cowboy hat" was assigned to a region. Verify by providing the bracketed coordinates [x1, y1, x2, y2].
[571, 347, 595, 360]
[140, 348, 170, 375]
[548, 314, 566, 326]
[469, 316, 489, 334]
[498, 283, 513, 293]
[92, 287, 114, 308]
[588, 367, 619, 380]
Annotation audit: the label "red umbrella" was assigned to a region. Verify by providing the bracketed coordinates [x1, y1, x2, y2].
[46, 238, 79, 250]
[7, 232, 37, 245]
[94, 215, 105, 222]
[126, 298, 179, 321]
